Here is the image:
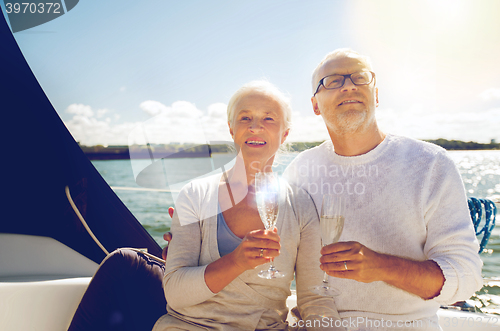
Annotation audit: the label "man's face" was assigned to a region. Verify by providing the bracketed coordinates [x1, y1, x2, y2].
[311, 55, 378, 135]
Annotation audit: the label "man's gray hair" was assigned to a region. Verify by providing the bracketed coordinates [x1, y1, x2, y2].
[311, 48, 374, 94]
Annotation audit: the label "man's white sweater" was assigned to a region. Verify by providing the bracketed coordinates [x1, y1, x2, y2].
[283, 134, 483, 328]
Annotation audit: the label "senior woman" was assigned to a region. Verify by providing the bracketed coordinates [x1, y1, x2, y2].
[153, 80, 341, 331]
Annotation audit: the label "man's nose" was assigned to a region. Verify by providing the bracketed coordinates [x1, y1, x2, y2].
[341, 77, 358, 92]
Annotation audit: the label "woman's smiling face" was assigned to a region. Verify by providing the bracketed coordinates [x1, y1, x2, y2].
[229, 92, 289, 170]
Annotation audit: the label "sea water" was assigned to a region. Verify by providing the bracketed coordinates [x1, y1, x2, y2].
[92, 150, 500, 313]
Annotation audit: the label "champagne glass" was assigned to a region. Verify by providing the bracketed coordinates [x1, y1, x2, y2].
[255, 172, 285, 279]
[311, 194, 345, 296]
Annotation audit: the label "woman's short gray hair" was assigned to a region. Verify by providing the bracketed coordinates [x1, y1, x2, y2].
[227, 80, 292, 131]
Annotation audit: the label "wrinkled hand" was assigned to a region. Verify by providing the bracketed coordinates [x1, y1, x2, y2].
[161, 207, 175, 260]
[228, 228, 281, 272]
[320, 241, 387, 283]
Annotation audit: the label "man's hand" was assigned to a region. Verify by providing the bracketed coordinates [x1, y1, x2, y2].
[320, 241, 386, 283]
[161, 207, 175, 260]
[320, 241, 445, 300]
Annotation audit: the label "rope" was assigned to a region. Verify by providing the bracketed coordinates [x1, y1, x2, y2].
[468, 197, 497, 253]
[122, 247, 166, 264]
[65, 186, 166, 264]
[65, 186, 110, 256]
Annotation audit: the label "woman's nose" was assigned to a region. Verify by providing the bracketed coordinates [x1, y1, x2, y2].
[249, 119, 263, 132]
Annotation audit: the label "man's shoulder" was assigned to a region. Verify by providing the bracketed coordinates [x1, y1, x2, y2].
[279, 177, 319, 219]
[386, 135, 458, 175]
[389, 134, 448, 158]
[281, 177, 313, 199]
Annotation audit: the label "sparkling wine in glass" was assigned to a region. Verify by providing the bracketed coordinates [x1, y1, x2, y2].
[311, 194, 345, 296]
[255, 172, 285, 279]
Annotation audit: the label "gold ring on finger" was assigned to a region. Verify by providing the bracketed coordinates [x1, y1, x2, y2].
[259, 248, 264, 258]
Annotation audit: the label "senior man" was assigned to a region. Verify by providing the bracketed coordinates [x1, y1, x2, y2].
[283, 48, 483, 330]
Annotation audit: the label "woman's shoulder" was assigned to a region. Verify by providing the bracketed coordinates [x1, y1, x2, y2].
[175, 174, 221, 224]
[178, 173, 221, 197]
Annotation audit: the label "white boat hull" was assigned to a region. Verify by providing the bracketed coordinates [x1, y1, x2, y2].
[1, 234, 497, 331]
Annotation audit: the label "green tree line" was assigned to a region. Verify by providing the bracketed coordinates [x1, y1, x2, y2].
[80, 139, 500, 160]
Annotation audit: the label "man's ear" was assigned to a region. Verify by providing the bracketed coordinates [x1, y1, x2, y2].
[311, 96, 320, 115]
[375, 87, 379, 107]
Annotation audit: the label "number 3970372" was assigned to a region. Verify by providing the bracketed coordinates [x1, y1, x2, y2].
[441, 316, 499, 328]
[5, 3, 62, 14]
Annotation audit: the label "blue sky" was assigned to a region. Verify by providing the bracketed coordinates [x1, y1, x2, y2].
[3, 0, 500, 145]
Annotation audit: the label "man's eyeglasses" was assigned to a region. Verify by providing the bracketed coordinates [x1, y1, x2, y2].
[313, 71, 375, 96]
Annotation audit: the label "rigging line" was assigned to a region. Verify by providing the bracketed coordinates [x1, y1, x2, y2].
[222, 169, 236, 207]
[66, 186, 167, 263]
[60, 0, 68, 13]
[122, 247, 166, 264]
[110, 186, 180, 193]
[65, 186, 110, 256]
[212, 143, 236, 207]
[141, 123, 155, 163]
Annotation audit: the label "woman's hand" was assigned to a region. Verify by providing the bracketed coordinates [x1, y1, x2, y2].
[204, 228, 281, 293]
[165, 206, 282, 293]
[228, 228, 281, 272]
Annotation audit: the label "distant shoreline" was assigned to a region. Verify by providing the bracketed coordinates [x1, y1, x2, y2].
[84, 151, 217, 161]
[81, 139, 500, 160]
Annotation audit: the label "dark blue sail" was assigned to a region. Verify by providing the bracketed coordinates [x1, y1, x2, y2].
[0, 9, 162, 263]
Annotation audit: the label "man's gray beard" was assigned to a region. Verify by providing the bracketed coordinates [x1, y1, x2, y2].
[329, 110, 371, 135]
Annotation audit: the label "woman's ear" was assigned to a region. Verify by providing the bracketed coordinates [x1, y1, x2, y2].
[228, 121, 233, 136]
[281, 129, 290, 144]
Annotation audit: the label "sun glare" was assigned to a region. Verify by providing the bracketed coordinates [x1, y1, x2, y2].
[428, 0, 469, 29]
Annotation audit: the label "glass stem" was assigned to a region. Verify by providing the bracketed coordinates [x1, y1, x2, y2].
[321, 244, 329, 284]
[322, 271, 329, 284]
[269, 226, 276, 269]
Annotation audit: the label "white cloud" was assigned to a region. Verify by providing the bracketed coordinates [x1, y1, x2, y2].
[377, 106, 500, 143]
[139, 100, 204, 119]
[130, 113, 208, 145]
[207, 103, 227, 118]
[64, 114, 137, 146]
[65, 100, 500, 148]
[131, 101, 212, 145]
[171, 101, 203, 118]
[96, 108, 109, 118]
[139, 100, 168, 117]
[480, 88, 500, 101]
[287, 112, 330, 142]
[66, 103, 94, 117]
